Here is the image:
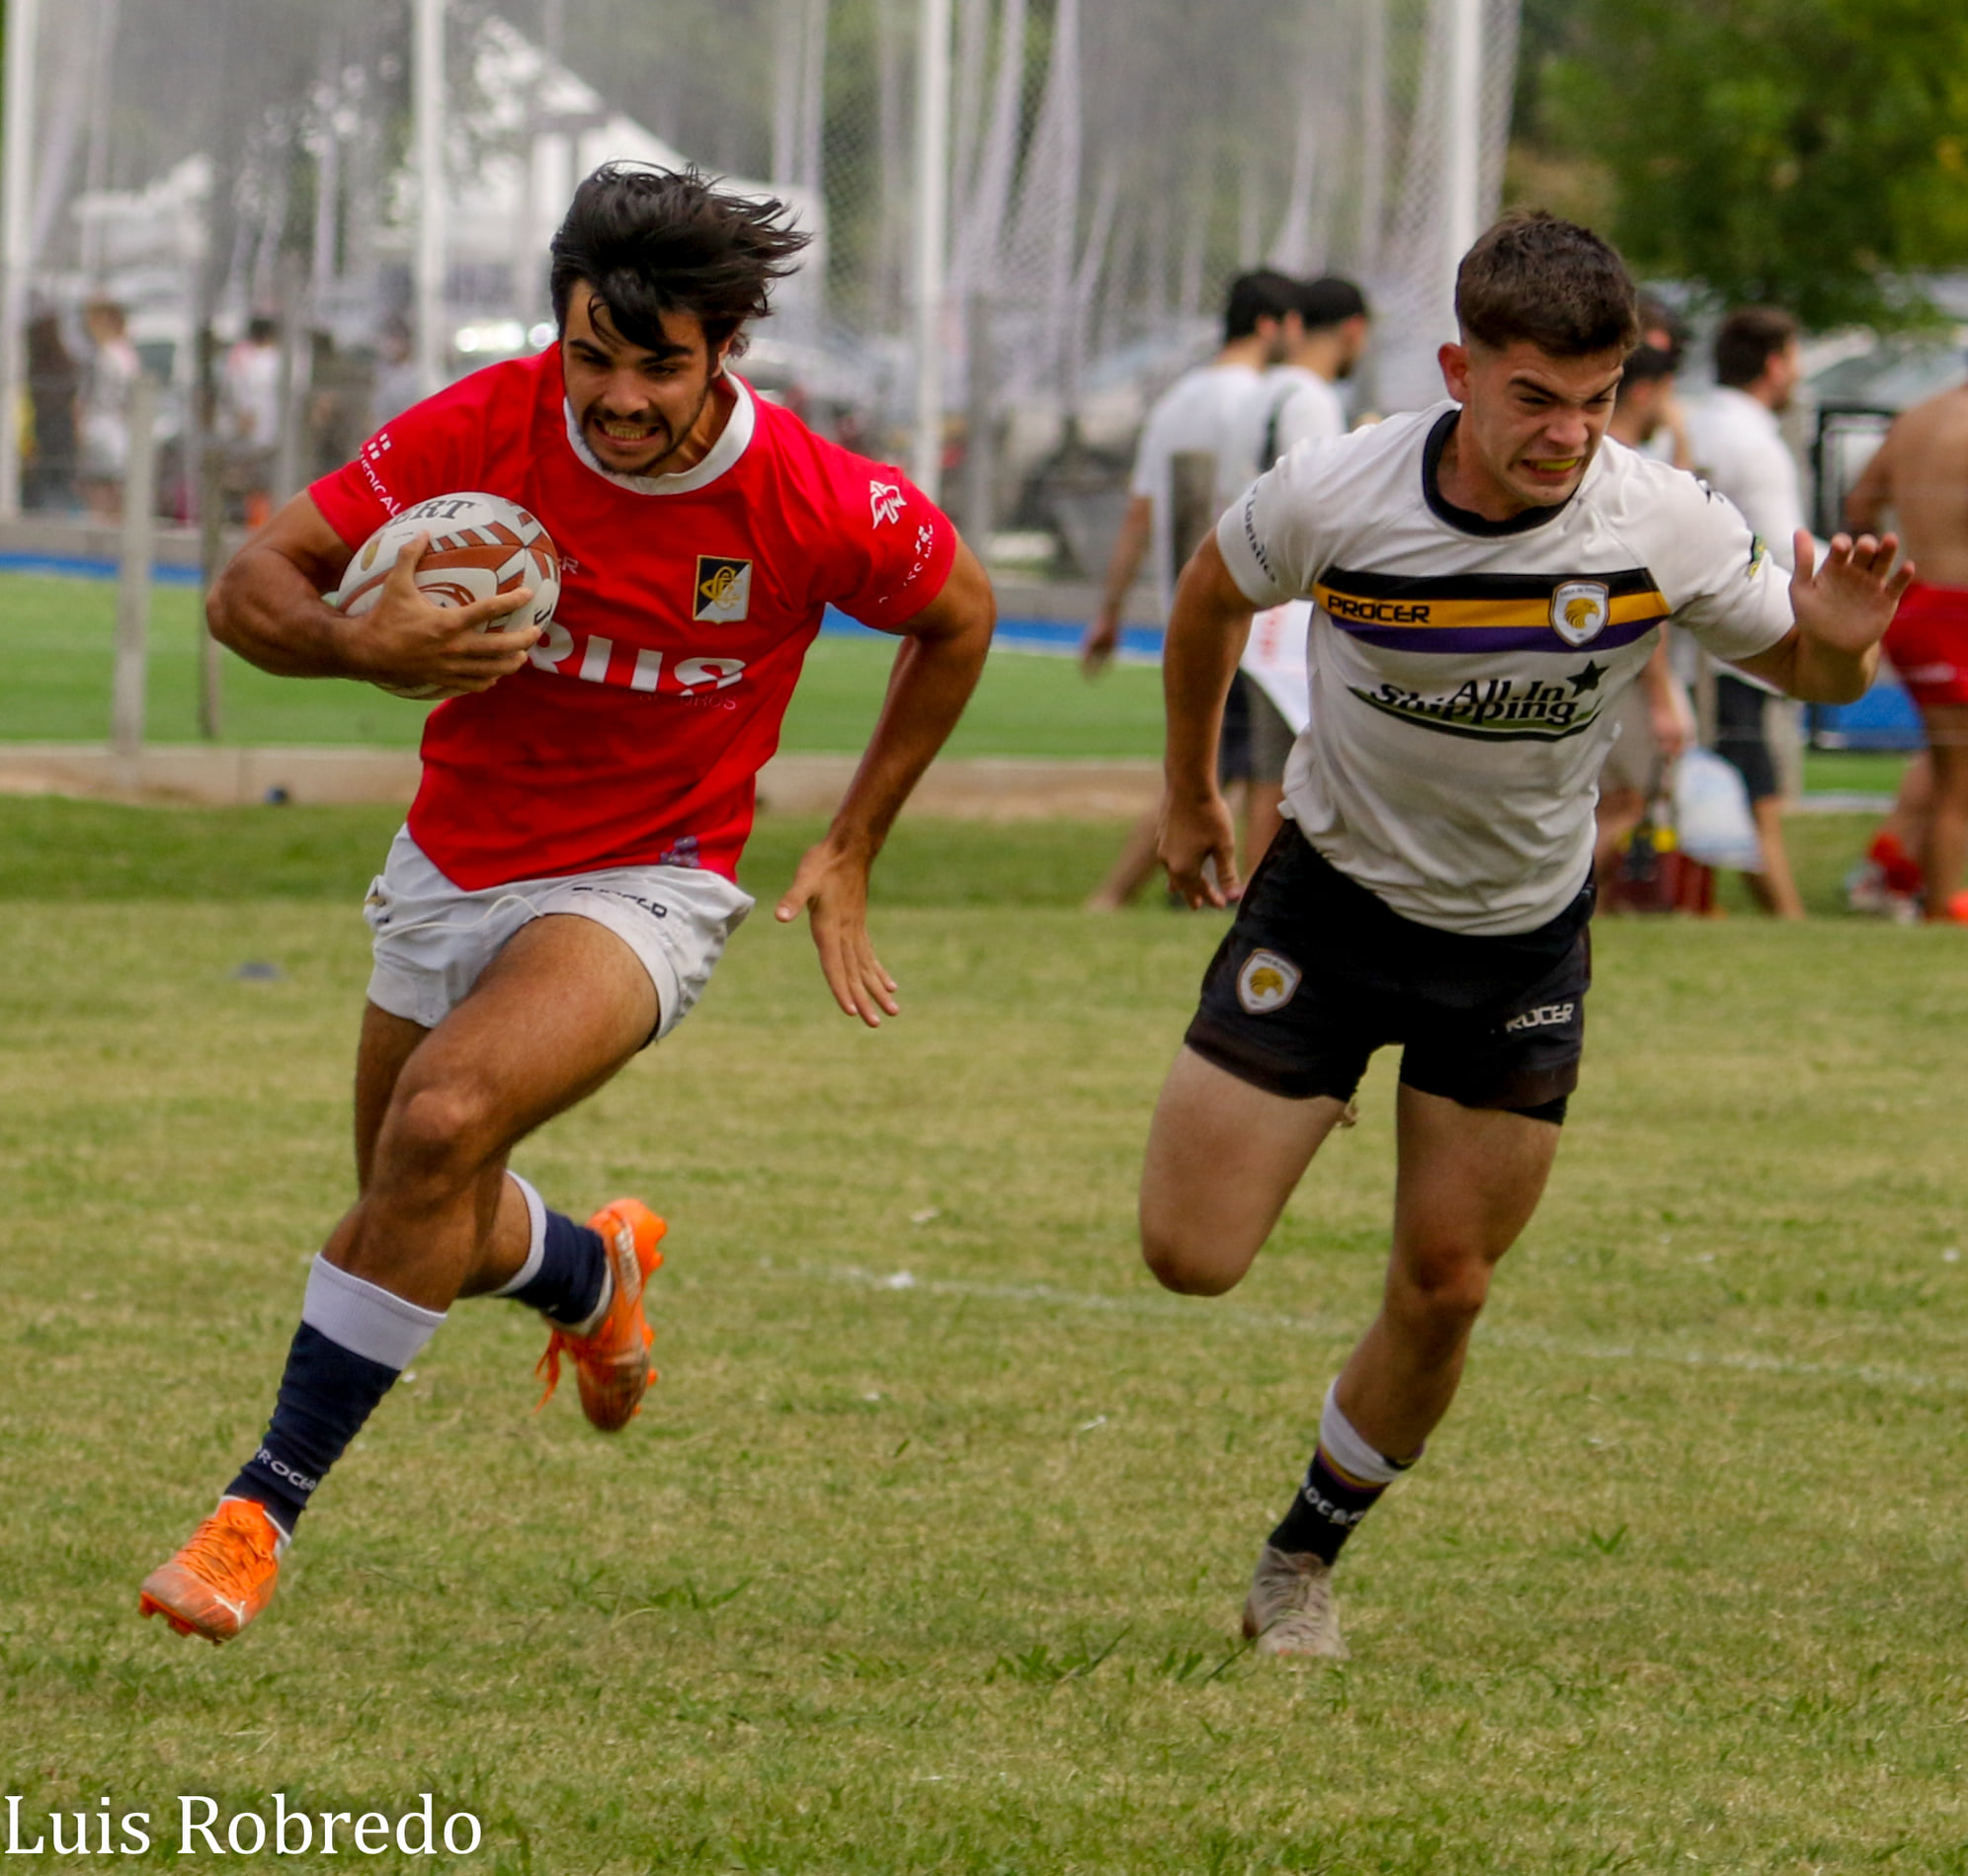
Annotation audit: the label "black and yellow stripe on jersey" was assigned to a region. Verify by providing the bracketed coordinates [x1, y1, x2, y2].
[1312, 567, 1670, 655]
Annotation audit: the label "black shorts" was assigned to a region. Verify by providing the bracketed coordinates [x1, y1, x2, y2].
[1184, 827, 1593, 1123]
[1714, 673, 1778, 804]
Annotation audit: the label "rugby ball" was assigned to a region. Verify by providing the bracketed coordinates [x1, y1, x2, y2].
[333, 492, 560, 699]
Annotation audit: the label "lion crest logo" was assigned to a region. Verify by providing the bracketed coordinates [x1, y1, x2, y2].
[1550, 580, 1611, 648]
[1236, 948, 1302, 1017]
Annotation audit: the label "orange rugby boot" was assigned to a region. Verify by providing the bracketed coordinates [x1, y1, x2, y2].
[138, 1497, 286, 1643]
[534, 1198, 667, 1431]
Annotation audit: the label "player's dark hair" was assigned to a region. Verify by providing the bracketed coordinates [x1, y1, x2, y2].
[1222, 270, 1301, 343]
[1713, 305, 1799, 390]
[1297, 275, 1368, 331]
[550, 163, 813, 359]
[1454, 210, 1638, 358]
[1615, 341, 1676, 406]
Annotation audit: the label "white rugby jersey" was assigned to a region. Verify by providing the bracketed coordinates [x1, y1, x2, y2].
[1217, 402, 1794, 935]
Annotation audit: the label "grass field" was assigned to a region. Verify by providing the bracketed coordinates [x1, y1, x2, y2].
[3, 802, 1966, 1873]
[0, 570, 1914, 792]
[0, 571, 1165, 761]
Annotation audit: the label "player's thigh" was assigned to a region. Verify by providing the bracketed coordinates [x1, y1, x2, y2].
[1388, 1083, 1561, 1302]
[378, 913, 660, 1172]
[1140, 1046, 1351, 1295]
[354, 1002, 431, 1191]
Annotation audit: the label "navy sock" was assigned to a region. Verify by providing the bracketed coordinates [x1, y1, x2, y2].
[227, 1323, 401, 1534]
[1267, 1447, 1392, 1566]
[508, 1210, 610, 1327]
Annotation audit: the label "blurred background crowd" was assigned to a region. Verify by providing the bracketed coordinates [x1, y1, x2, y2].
[2, 0, 1965, 918]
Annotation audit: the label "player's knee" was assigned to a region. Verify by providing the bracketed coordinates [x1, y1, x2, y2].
[1393, 1250, 1494, 1328]
[1140, 1217, 1244, 1297]
[379, 1078, 501, 1193]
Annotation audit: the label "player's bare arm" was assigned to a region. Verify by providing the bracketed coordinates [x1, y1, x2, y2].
[1730, 528, 1915, 702]
[775, 536, 996, 1026]
[1158, 530, 1255, 908]
[1082, 492, 1153, 674]
[1841, 421, 1896, 536]
[207, 492, 541, 695]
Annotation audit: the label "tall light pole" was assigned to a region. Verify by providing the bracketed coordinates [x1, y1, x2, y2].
[0, 0, 41, 520]
[412, 0, 447, 399]
[1443, 0, 1482, 286]
[910, 0, 951, 500]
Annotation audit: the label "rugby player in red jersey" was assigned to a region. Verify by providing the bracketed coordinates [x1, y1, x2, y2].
[138, 165, 994, 1642]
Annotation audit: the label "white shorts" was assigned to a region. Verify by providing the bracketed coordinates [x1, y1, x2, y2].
[363, 828, 754, 1042]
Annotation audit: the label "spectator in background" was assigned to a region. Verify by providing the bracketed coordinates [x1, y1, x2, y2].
[25, 312, 79, 513]
[1216, 275, 1374, 865]
[1225, 275, 1371, 478]
[1685, 306, 1809, 918]
[1081, 270, 1303, 911]
[219, 314, 283, 529]
[1593, 340, 1696, 895]
[1845, 366, 1968, 924]
[77, 298, 140, 524]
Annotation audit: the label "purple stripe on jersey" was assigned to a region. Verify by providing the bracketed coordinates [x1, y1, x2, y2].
[1331, 617, 1662, 654]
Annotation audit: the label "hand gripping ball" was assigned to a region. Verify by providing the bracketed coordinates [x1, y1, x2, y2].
[333, 492, 561, 699]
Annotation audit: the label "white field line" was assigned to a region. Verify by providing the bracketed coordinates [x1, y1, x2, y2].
[806, 1263, 1968, 1399]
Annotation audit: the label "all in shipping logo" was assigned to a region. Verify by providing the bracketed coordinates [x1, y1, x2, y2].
[694, 555, 753, 623]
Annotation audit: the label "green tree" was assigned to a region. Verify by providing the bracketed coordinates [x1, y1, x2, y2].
[1536, 0, 1968, 326]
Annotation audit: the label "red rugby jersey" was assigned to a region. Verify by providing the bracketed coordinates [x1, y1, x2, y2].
[310, 350, 958, 888]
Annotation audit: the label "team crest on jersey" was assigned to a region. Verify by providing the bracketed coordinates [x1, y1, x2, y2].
[694, 555, 753, 622]
[1237, 948, 1301, 1016]
[1550, 580, 1610, 647]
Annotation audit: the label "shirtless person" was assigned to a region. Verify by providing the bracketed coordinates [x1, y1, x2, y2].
[1845, 378, 1968, 923]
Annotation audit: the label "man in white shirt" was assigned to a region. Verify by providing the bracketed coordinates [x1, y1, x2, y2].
[1685, 306, 1811, 917]
[1225, 276, 1370, 483]
[1593, 339, 1695, 891]
[1135, 212, 1909, 1659]
[1217, 278, 1374, 864]
[1082, 271, 1302, 909]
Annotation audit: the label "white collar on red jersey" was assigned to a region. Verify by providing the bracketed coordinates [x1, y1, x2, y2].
[561, 372, 757, 495]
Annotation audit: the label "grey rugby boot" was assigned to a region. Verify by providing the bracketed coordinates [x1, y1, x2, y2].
[1240, 1544, 1349, 1660]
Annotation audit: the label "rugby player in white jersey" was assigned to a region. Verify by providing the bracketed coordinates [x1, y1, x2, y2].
[1136, 211, 1912, 1658]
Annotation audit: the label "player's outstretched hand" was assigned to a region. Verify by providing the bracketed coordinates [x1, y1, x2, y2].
[1080, 606, 1121, 677]
[776, 838, 901, 1028]
[352, 533, 542, 697]
[1789, 528, 1915, 659]
[1160, 788, 1242, 910]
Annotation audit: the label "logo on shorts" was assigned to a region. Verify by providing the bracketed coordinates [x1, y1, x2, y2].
[694, 555, 753, 622]
[869, 480, 905, 527]
[1550, 580, 1610, 647]
[1237, 948, 1301, 1016]
[1504, 1001, 1575, 1033]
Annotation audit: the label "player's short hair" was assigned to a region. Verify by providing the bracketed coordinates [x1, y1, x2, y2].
[1454, 210, 1639, 358]
[1616, 341, 1676, 405]
[1713, 306, 1799, 389]
[1298, 276, 1369, 331]
[550, 163, 813, 359]
[1222, 270, 1301, 343]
